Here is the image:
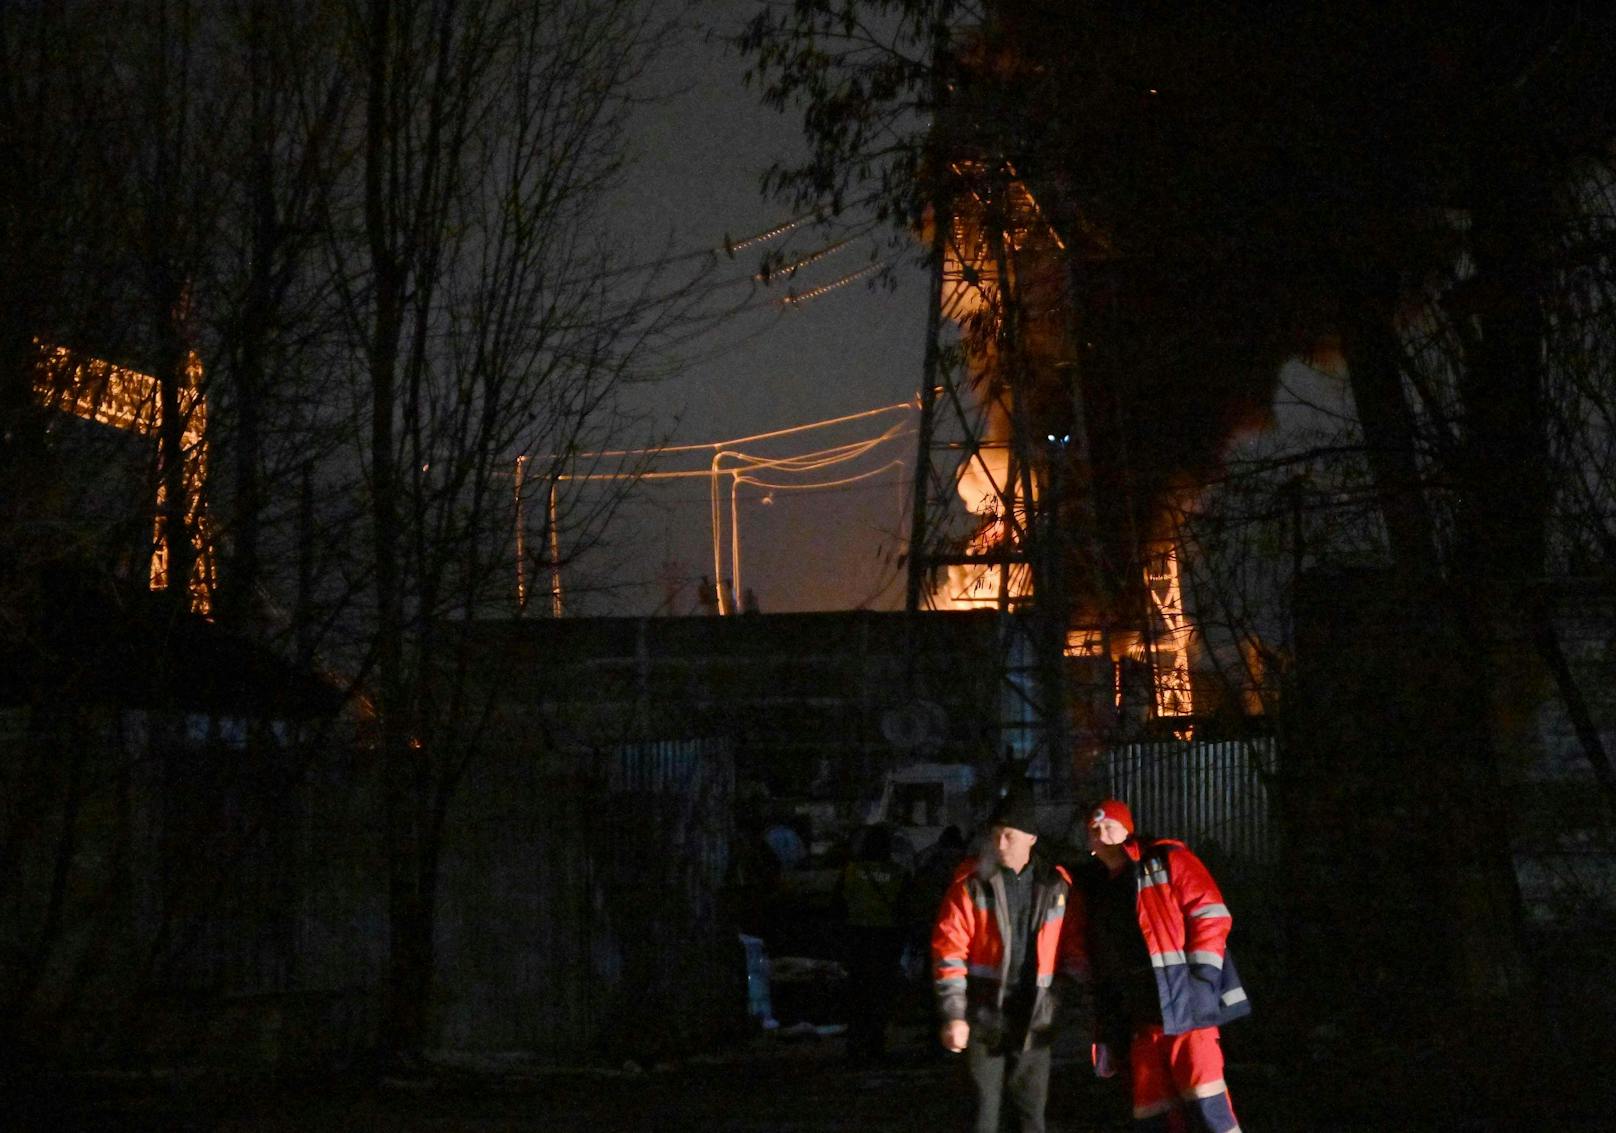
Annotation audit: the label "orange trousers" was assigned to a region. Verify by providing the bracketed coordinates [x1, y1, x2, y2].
[1127, 1024, 1239, 1133]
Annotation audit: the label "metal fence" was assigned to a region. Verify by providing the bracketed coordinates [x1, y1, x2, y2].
[1096, 738, 1277, 866]
[601, 737, 734, 894]
[435, 735, 736, 1057]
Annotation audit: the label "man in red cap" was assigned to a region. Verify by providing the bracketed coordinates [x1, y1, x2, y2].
[1072, 799, 1250, 1133]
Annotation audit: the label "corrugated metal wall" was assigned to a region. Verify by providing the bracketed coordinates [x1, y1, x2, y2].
[434, 737, 735, 1058]
[1097, 738, 1277, 865]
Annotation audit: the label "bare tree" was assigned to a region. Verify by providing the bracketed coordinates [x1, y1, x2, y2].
[1, 0, 702, 1063]
[0, 3, 149, 608]
[319, 0, 686, 1056]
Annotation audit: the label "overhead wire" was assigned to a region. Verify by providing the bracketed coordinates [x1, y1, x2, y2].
[560, 208, 826, 288]
[774, 262, 885, 308]
[512, 399, 921, 613]
[756, 237, 853, 281]
[554, 398, 919, 462]
[365, 209, 890, 346]
[493, 198, 917, 612]
[557, 196, 882, 296]
[703, 418, 917, 613]
[728, 459, 910, 604]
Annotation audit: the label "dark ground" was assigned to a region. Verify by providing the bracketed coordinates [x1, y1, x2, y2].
[4, 1025, 1161, 1133]
[15, 1017, 1616, 1133]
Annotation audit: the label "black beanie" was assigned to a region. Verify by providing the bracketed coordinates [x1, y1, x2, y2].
[987, 783, 1038, 836]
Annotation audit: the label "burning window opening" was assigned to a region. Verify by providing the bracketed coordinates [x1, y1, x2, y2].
[33, 341, 214, 613]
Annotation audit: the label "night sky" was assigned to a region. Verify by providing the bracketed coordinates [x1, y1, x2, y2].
[589, 0, 934, 616]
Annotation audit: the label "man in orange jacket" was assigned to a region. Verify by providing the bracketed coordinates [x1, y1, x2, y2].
[932, 786, 1085, 1132]
[1074, 799, 1250, 1133]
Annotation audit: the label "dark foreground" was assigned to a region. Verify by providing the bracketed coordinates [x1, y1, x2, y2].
[13, 1021, 1616, 1133]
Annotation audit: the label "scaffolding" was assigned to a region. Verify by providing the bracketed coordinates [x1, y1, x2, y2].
[904, 157, 1197, 790]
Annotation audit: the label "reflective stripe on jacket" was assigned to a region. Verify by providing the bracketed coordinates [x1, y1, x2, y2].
[931, 855, 1085, 1048]
[1070, 837, 1252, 1036]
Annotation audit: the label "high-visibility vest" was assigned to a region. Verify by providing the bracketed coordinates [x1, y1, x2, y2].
[840, 860, 907, 928]
[931, 856, 1085, 1047]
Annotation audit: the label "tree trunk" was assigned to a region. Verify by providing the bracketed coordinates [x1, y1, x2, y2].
[219, 0, 276, 631]
[1430, 158, 1556, 1107]
[1338, 276, 1440, 582]
[364, 0, 423, 1061]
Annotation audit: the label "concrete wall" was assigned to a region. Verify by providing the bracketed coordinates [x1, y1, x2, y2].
[453, 610, 1006, 813]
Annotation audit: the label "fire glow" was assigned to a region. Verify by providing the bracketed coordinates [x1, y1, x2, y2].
[33, 342, 214, 613]
[927, 166, 1195, 722]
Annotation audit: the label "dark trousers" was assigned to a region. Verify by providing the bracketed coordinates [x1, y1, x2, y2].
[845, 926, 904, 1058]
[965, 1038, 1051, 1133]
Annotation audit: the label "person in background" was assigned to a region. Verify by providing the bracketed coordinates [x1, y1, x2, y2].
[932, 786, 1084, 1132]
[1074, 799, 1251, 1133]
[837, 822, 911, 1060]
[915, 824, 969, 900]
[905, 824, 969, 979]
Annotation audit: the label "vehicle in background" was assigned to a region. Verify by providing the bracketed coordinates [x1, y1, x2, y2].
[863, 762, 978, 858]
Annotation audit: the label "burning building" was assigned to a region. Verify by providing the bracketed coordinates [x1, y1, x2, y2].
[910, 158, 1210, 763]
[906, 14, 1289, 771]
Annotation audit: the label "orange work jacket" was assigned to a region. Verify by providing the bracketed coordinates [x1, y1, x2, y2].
[932, 855, 1085, 1049]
